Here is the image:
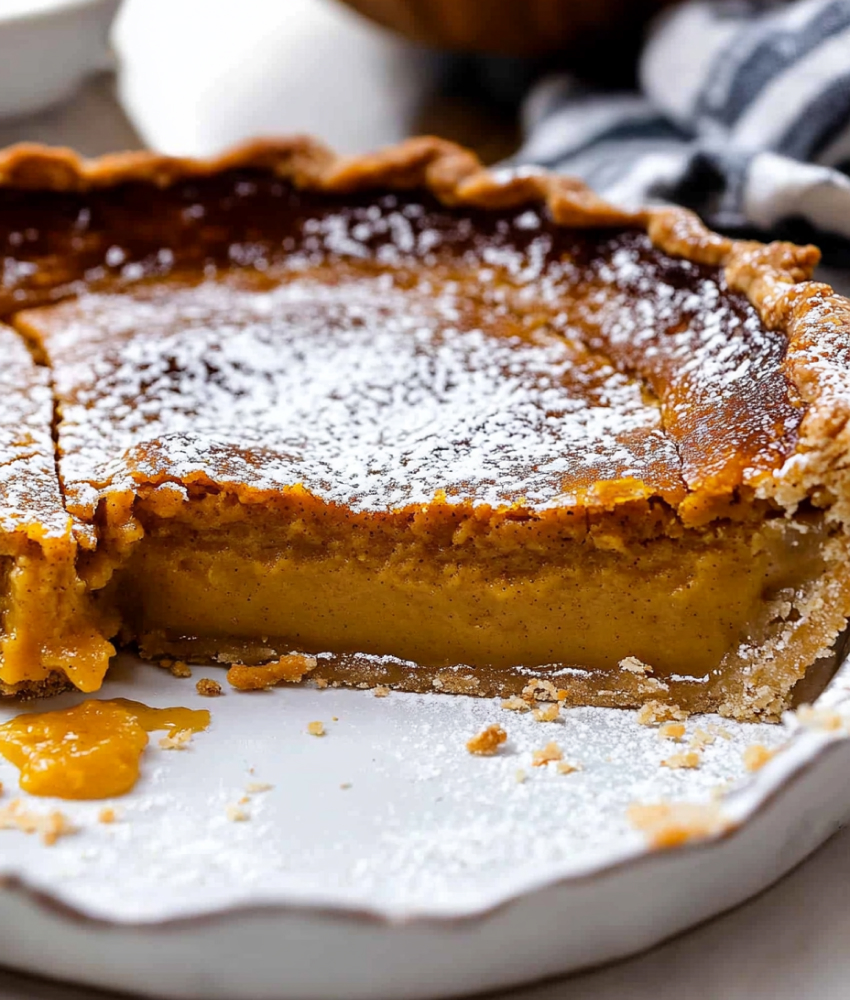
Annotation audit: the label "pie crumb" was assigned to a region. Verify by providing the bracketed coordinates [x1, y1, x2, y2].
[226, 804, 249, 822]
[0, 800, 76, 845]
[340, 782, 352, 790]
[246, 782, 273, 794]
[466, 724, 507, 756]
[159, 658, 192, 679]
[307, 721, 326, 737]
[708, 723, 733, 740]
[628, 801, 729, 848]
[658, 722, 686, 741]
[159, 729, 193, 750]
[533, 703, 561, 723]
[314, 677, 329, 690]
[373, 686, 390, 698]
[515, 768, 527, 784]
[227, 653, 318, 691]
[501, 696, 530, 713]
[795, 704, 845, 732]
[521, 679, 560, 703]
[433, 673, 480, 695]
[689, 727, 716, 750]
[743, 744, 775, 771]
[196, 678, 222, 697]
[531, 742, 563, 767]
[556, 761, 581, 775]
[661, 751, 701, 770]
[98, 807, 117, 824]
[636, 700, 689, 726]
[619, 656, 653, 675]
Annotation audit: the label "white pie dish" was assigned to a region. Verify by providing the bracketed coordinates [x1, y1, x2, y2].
[0, 650, 849, 999]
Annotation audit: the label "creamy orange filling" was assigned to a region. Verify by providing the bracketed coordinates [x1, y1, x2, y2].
[0, 700, 210, 799]
[0, 542, 115, 693]
[96, 492, 828, 689]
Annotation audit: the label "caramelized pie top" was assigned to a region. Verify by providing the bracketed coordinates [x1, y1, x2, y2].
[0, 139, 832, 528]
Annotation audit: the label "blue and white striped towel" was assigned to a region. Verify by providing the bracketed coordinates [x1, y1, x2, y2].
[515, 0, 850, 244]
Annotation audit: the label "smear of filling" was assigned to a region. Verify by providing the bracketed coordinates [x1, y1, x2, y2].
[0, 699, 210, 799]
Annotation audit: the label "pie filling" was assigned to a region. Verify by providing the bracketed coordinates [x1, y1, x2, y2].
[0, 156, 848, 718]
[104, 495, 828, 701]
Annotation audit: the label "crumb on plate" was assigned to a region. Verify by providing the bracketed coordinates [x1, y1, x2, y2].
[196, 678, 222, 697]
[689, 727, 716, 750]
[246, 782, 273, 794]
[533, 703, 561, 723]
[531, 741, 563, 767]
[661, 751, 701, 770]
[556, 761, 581, 775]
[466, 724, 507, 756]
[159, 729, 193, 751]
[0, 800, 76, 846]
[501, 696, 530, 713]
[743, 744, 776, 771]
[628, 801, 729, 849]
[795, 704, 845, 732]
[159, 658, 192, 679]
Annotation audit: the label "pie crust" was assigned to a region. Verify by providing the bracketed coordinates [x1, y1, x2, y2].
[1, 136, 850, 719]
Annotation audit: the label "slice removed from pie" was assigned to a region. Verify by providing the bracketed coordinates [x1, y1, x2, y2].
[3, 137, 850, 719]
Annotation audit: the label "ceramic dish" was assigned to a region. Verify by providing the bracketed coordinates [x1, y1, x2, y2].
[0, 650, 849, 1000]
[0, 0, 119, 120]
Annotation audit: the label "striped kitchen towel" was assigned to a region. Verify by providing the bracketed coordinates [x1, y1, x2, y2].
[515, 0, 850, 245]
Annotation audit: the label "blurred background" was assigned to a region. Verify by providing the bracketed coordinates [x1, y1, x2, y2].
[0, 0, 667, 162]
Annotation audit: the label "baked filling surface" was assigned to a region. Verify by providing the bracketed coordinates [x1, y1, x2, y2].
[2, 138, 850, 719]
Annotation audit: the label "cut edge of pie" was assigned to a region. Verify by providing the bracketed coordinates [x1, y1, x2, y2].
[0, 136, 849, 720]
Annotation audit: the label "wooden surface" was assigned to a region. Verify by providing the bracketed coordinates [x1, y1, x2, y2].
[0, 1, 847, 997]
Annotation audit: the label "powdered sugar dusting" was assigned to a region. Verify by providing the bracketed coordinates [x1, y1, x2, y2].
[7, 185, 802, 516]
[28, 272, 683, 513]
[0, 324, 68, 538]
[0, 657, 789, 921]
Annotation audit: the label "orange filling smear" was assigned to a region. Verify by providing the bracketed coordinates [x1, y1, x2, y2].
[0, 699, 210, 800]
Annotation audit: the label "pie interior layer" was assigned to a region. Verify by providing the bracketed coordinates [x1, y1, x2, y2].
[2, 138, 850, 719]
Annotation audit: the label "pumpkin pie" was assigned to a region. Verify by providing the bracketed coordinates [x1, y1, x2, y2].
[2, 136, 850, 719]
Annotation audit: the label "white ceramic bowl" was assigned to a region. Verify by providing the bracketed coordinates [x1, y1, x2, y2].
[0, 0, 120, 120]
